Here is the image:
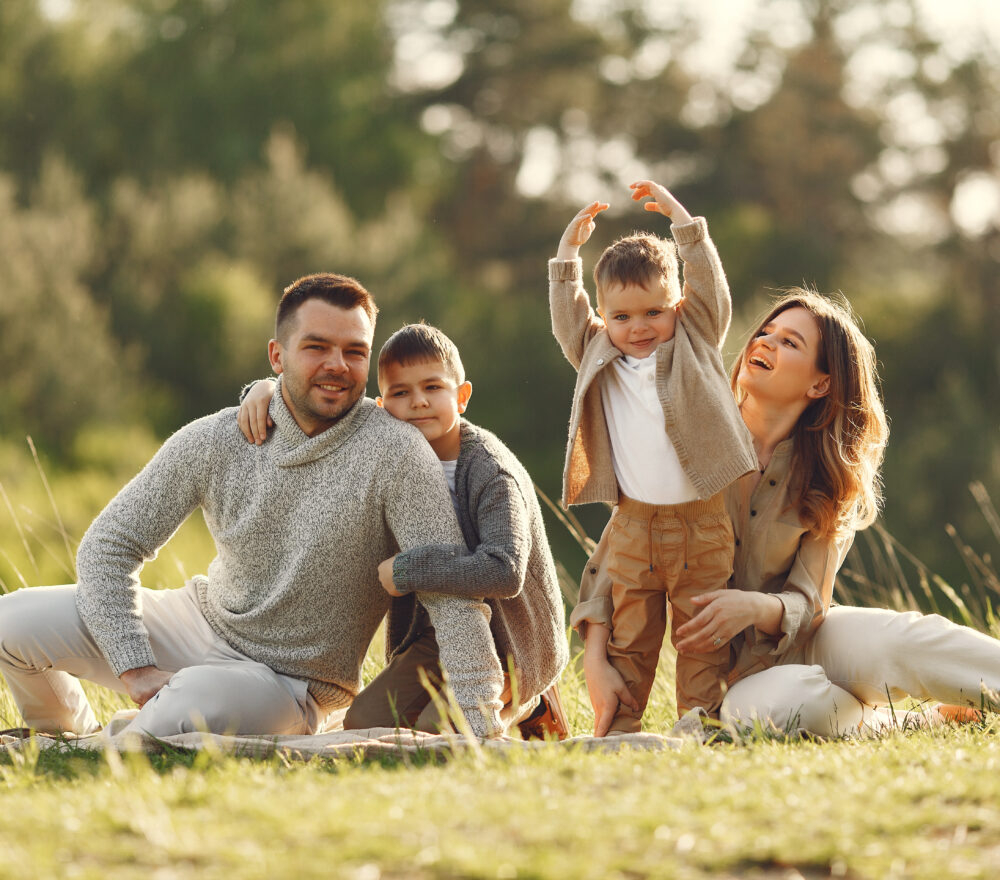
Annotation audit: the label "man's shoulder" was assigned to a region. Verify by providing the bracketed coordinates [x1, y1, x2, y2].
[163, 407, 241, 452]
[361, 402, 428, 451]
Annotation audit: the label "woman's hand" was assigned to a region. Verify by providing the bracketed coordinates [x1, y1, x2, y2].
[556, 201, 609, 260]
[237, 380, 276, 444]
[583, 623, 639, 736]
[674, 590, 784, 654]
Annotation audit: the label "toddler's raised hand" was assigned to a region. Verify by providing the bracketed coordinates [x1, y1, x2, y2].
[556, 201, 609, 260]
[237, 380, 276, 445]
[629, 180, 694, 225]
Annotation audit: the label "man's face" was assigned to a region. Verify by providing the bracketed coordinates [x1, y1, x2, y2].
[268, 299, 374, 436]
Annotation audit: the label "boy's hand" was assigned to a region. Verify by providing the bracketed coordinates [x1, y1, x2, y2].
[378, 555, 404, 597]
[556, 201, 609, 260]
[629, 180, 694, 226]
[237, 381, 275, 444]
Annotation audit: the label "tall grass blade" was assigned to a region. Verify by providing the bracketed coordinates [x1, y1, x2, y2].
[26, 436, 75, 578]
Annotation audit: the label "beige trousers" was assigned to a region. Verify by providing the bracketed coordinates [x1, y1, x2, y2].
[604, 494, 734, 731]
[0, 583, 322, 736]
[343, 625, 535, 733]
[721, 605, 1000, 737]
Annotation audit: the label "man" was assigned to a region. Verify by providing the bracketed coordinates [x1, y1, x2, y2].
[0, 274, 504, 738]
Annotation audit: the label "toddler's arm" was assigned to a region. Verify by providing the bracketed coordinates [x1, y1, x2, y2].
[237, 378, 277, 444]
[630, 180, 732, 347]
[548, 202, 608, 369]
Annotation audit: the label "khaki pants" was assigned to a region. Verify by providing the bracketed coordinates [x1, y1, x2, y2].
[343, 625, 535, 733]
[605, 494, 734, 732]
[0, 584, 322, 736]
[721, 605, 1000, 737]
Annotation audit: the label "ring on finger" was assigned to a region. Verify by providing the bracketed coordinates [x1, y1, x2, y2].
[713, 636, 723, 647]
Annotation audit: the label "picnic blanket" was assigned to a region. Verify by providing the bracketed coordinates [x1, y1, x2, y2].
[0, 727, 686, 760]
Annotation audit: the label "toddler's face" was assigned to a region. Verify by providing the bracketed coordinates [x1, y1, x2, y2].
[599, 280, 678, 359]
[377, 358, 471, 459]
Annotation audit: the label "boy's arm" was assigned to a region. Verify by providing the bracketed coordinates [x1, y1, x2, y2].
[549, 201, 608, 369]
[237, 377, 277, 444]
[390, 473, 531, 600]
[630, 180, 731, 347]
[382, 441, 504, 736]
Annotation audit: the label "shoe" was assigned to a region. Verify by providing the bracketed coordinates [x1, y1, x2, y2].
[517, 684, 570, 740]
[933, 703, 983, 724]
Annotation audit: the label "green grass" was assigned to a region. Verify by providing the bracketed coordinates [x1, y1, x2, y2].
[3, 448, 1000, 878]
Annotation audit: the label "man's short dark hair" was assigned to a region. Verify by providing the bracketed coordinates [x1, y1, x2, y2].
[276, 273, 378, 341]
[377, 322, 465, 386]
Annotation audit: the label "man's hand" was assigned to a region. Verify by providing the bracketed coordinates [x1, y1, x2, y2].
[629, 180, 694, 225]
[378, 555, 404, 597]
[237, 380, 276, 445]
[119, 665, 173, 707]
[556, 201, 609, 261]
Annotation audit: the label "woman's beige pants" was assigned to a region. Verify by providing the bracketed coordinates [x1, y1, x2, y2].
[0, 584, 322, 737]
[721, 605, 1000, 737]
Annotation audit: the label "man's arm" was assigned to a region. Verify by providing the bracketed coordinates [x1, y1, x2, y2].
[389, 473, 530, 600]
[549, 201, 609, 369]
[75, 418, 214, 681]
[630, 180, 731, 346]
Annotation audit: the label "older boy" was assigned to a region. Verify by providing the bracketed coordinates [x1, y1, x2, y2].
[240, 324, 570, 737]
[551, 181, 757, 734]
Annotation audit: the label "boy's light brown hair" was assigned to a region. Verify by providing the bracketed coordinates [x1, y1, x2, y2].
[593, 233, 680, 310]
[377, 322, 465, 387]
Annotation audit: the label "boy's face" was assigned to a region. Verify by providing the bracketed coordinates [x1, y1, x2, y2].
[377, 358, 472, 461]
[599, 279, 679, 359]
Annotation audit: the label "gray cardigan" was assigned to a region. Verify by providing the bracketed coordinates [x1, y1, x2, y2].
[390, 420, 570, 705]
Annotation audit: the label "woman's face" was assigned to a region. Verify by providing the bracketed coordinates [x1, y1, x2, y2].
[737, 306, 830, 406]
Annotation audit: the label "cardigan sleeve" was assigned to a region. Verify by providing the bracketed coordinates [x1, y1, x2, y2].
[390, 472, 531, 600]
[672, 217, 732, 349]
[548, 257, 605, 370]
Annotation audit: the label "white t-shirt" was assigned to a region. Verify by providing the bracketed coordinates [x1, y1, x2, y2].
[600, 351, 699, 505]
[440, 458, 460, 516]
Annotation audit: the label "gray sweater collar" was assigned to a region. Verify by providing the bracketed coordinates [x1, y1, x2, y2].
[267, 376, 374, 467]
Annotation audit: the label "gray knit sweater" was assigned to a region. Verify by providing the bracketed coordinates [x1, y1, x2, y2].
[389, 420, 570, 706]
[75, 383, 503, 732]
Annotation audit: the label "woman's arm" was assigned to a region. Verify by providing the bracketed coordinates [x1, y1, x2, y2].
[583, 623, 640, 736]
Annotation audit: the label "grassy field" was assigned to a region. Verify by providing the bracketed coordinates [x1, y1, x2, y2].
[2, 636, 1000, 880]
[3, 450, 1000, 879]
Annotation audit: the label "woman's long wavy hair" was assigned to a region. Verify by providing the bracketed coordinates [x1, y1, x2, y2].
[731, 289, 889, 540]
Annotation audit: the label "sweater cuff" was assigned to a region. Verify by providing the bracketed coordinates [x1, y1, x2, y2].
[104, 638, 159, 679]
[670, 217, 708, 246]
[548, 257, 583, 282]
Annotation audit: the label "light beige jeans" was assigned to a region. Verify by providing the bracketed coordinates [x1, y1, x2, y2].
[0, 583, 321, 736]
[721, 605, 1000, 737]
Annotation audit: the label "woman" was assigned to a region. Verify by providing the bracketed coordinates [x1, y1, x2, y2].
[576, 289, 1000, 737]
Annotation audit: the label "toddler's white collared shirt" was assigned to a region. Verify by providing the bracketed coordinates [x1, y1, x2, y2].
[600, 351, 699, 505]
